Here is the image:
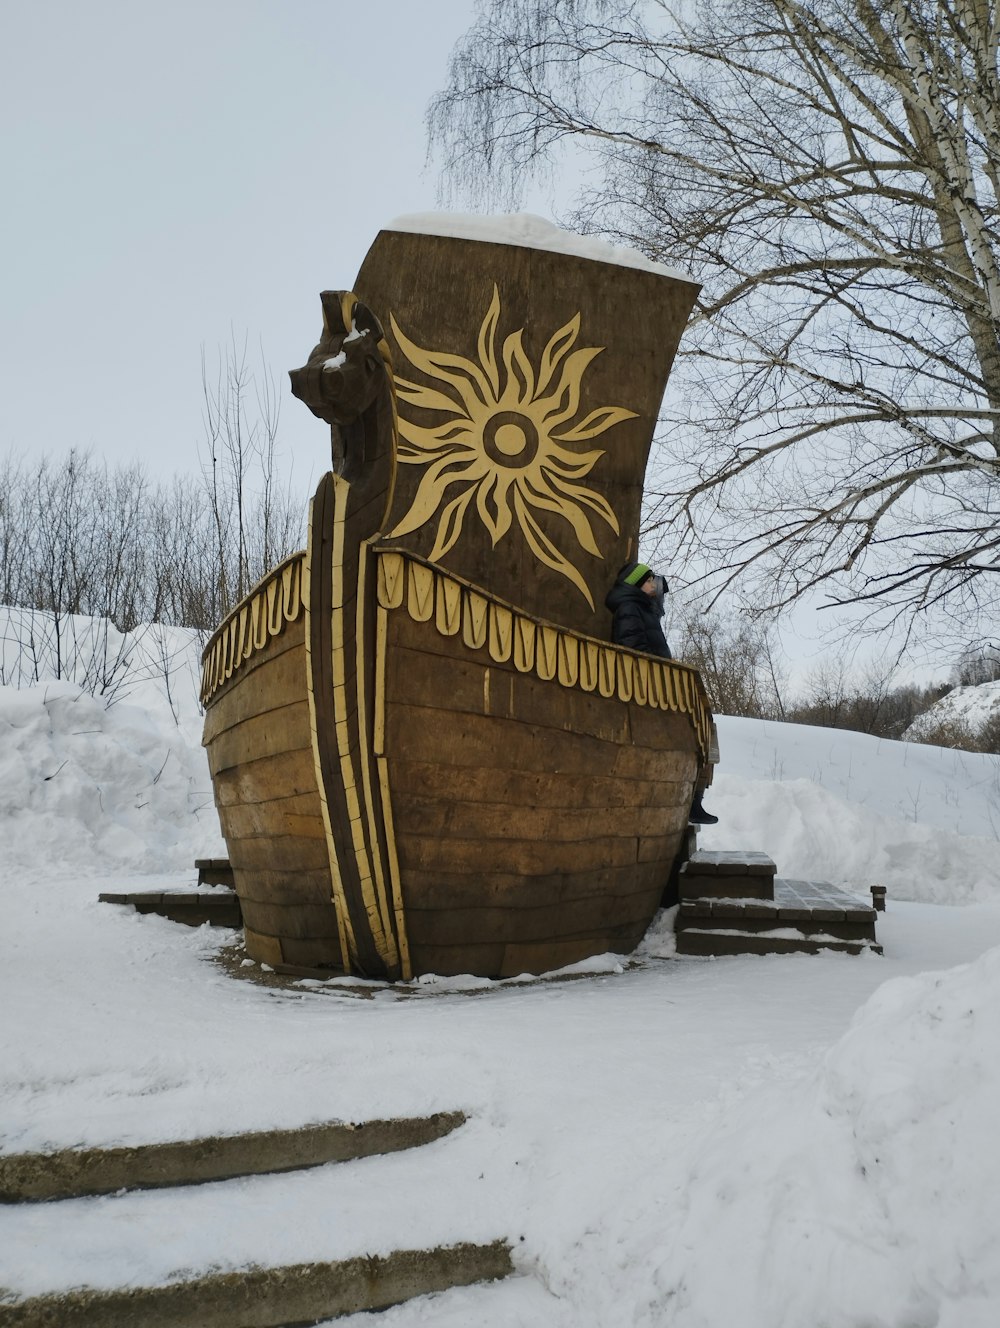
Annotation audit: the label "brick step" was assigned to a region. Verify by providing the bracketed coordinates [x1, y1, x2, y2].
[98, 891, 243, 929]
[0, 1242, 514, 1327]
[0, 1112, 466, 1203]
[195, 857, 236, 889]
[676, 929, 881, 957]
[675, 877, 880, 957]
[678, 850, 777, 901]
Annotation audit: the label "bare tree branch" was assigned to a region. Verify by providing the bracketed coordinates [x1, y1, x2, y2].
[431, 0, 1000, 644]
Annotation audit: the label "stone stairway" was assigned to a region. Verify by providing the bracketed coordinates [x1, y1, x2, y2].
[0, 1114, 513, 1326]
[674, 851, 881, 957]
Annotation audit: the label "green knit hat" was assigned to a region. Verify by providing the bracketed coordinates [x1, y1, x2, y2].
[624, 562, 653, 586]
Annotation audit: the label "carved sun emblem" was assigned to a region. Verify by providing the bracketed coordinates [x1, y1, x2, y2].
[388, 286, 636, 608]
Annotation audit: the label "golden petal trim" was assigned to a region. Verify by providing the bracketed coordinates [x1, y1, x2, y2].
[200, 552, 306, 704]
[463, 590, 489, 650]
[376, 549, 714, 764]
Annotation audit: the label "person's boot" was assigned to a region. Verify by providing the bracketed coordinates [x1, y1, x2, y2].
[689, 791, 719, 825]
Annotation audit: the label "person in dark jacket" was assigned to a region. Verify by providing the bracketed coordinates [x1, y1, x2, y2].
[606, 561, 718, 825]
[604, 560, 672, 658]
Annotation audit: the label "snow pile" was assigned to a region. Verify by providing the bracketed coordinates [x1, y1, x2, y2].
[703, 716, 1000, 904]
[905, 679, 1000, 742]
[388, 211, 693, 281]
[649, 944, 1000, 1327]
[0, 607, 222, 873]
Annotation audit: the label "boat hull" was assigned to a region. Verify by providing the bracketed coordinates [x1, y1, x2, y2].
[202, 545, 709, 978]
[201, 555, 345, 971]
[380, 596, 697, 977]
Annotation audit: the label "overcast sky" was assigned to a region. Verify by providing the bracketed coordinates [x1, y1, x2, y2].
[1, 0, 522, 487]
[0, 2, 952, 682]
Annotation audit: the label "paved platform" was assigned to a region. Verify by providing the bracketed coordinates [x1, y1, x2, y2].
[675, 854, 881, 957]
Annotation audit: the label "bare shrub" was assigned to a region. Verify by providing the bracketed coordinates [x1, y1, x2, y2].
[673, 611, 785, 719]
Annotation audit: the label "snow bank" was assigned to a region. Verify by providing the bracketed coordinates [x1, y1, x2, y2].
[906, 679, 1000, 740]
[702, 716, 1000, 904]
[387, 211, 693, 280]
[0, 607, 222, 873]
[648, 943, 1000, 1327]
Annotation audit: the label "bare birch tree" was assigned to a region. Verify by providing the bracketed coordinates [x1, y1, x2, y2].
[431, 0, 1000, 644]
[200, 332, 298, 614]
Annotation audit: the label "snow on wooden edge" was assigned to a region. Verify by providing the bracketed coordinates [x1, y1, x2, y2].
[387, 211, 694, 282]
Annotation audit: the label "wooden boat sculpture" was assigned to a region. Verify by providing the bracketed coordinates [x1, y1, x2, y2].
[201, 224, 716, 980]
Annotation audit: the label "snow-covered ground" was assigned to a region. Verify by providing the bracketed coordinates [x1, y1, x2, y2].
[2, 610, 999, 1325]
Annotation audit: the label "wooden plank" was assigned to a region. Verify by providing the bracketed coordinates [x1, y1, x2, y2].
[232, 868, 334, 907]
[228, 835, 331, 873]
[240, 898, 343, 942]
[244, 927, 284, 966]
[277, 934, 349, 970]
[638, 830, 687, 863]
[383, 636, 492, 715]
[395, 830, 639, 876]
[211, 749, 320, 808]
[386, 701, 692, 782]
[219, 795, 325, 843]
[396, 862, 661, 911]
[307, 472, 392, 978]
[0, 1113, 467, 1202]
[384, 621, 695, 752]
[404, 886, 663, 946]
[389, 757, 692, 811]
[628, 699, 703, 751]
[405, 941, 506, 978]
[498, 929, 645, 977]
[391, 794, 678, 844]
[204, 701, 313, 774]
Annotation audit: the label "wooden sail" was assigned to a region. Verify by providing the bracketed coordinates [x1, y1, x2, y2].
[201, 227, 715, 979]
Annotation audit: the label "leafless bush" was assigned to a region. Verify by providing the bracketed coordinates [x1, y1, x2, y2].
[1, 431, 306, 701]
[953, 644, 1000, 687]
[788, 661, 950, 739]
[673, 610, 786, 719]
[200, 334, 302, 613]
[909, 715, 983, 753]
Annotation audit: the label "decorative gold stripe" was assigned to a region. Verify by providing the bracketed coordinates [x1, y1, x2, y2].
[375, 603, 412, 980]
[374, 549, 714, 764]
[353, 540, 399, 972]
[303, 505, 353, 969]
[328, 480, 391, 967]
[200, 552, 306, 705]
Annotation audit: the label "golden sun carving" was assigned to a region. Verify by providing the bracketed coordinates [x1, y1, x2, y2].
[388, 286, 637, 608]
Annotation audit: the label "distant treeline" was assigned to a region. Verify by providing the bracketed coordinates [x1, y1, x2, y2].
[0, 447, 305, 635]
[3, 445, 996, 752]
[674, 614, 1000, 753]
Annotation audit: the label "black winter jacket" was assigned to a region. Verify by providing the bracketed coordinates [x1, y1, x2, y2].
[604, 577, 672, 659]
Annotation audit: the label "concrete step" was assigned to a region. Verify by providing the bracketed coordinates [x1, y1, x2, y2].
[0, 1112, 466, 1203]
[0, 1242, 513, 1327]
[0, 1112, 516, 1323]
[98, 890, 243, 928]
[333, 1274, 575, 1327]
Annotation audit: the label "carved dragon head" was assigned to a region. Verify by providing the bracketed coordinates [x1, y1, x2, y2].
[288, 291, 389, 427]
